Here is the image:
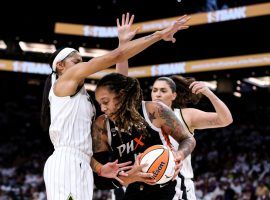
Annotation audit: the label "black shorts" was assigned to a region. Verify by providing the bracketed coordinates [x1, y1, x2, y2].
[123, 181, 177, 200]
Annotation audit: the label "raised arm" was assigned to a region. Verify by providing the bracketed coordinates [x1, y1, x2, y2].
[186, 81, 233, 130]
[116, 13, 140, 76]
[57, 15, 190, 95]
[116, 14, 190, 76]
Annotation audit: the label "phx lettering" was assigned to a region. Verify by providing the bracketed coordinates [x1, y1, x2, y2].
[117, 136, 144, 157]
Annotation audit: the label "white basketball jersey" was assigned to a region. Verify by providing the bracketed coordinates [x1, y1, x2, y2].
[49, 85, 94, 157]
[170, 108, 194, 179]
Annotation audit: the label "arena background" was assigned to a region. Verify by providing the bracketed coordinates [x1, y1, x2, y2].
[0, 0, 270, 199]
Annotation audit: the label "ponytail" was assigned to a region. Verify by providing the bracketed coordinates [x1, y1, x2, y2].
[40, 48, 65, 132]
[40, 75, 52, 132]
[170, 75, 202, 108]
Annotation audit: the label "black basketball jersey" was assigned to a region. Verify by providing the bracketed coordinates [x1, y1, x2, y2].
[105, 101, 164, 164]
[106, 101, 179, 200]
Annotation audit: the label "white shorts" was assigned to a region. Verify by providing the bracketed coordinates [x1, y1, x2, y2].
[44, 147, 93, 200]
[184, 179, 196, 200]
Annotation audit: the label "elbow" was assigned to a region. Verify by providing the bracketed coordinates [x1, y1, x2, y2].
[227, 115, 233, 125]
[225, 113, 233, 126]
[220, 114, 233, 127]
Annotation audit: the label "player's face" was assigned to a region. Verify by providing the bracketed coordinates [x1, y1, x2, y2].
[151, 80, 176, 108]
[63, 53, 82, 69]
[95, 86, 119, 118]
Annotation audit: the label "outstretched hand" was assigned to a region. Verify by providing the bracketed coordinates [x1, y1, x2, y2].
[117, 12, 140, 45]
[157, 15, 190, 43]
[100, 160, 132, 184]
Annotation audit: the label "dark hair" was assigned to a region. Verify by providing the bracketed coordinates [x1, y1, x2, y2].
[96, 73, 147, 133]
[156, 77, 176, 92]
[170, 75, 202, 108]
[153, 75, 202, 108]
[40, 48, 64, 131]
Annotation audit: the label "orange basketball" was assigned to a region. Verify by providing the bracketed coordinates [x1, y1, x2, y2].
[140, 145, 175, 184]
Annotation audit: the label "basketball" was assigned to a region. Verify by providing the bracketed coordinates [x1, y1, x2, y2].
[140, 145, 175, 184]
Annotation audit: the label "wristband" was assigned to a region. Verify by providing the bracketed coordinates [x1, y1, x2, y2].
[96, 164, 103, 176]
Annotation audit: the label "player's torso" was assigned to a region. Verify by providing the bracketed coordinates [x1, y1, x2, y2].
[106, 103, 163, 163]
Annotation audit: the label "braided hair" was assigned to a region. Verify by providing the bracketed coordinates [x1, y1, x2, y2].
[96, 73, 147, 133]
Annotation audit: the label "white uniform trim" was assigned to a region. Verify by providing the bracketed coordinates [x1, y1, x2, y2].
[106, 116, 112, 146]
[172, 108, 196, 200]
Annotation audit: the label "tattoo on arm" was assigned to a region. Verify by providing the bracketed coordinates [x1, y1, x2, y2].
[207, 118, 220, 126]
[156, 104, 178, 135]
[156, 103, 196, 158]
[148, 111, 156, 122]
[92, 118, 108, 153]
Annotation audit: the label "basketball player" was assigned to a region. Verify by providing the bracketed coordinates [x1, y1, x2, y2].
[113, 13, 232, 199]
[92, 73, 196, 200]
[40, 14, 192, 200]
[151, 76, 233, 200]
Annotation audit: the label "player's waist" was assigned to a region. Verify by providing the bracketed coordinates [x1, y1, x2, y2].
[128, 180, 176, 191]
[54, 146, 91, 163]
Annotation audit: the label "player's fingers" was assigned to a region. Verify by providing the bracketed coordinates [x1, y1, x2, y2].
[178, 25, 189, 30]
[145, 180, 157, 185]
[117, 18, 120, 27]
[177, 14, 187, 22]
[172, 169, 181, 181]
[119, 166, 133, 171]
[115, 176, 124, 184]
[129, 14, 135, 25]
[117, 161, 132, 167]
[122, 14, 125, 25]
[189, 81, 196, 89]
[138, 172, 153, 178]
[125, 12, 130, 25]
[117, 170, 129, 177]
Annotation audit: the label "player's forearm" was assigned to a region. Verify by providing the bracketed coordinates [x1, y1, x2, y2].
[90, 157, 103, 174]
[205, 91, 233, 126]
[115, 32, 161, 63]
[116, 40, 129, 76]
[74, 32, 161, 80]
[116, 61, 129, 76]
[177, 135, 196, 159]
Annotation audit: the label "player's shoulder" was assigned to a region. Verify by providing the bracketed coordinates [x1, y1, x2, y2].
[144, 100, 171, 112]
[94, 114, 107, 127]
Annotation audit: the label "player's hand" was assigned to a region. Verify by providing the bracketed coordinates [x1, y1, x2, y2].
[156, 15, 190, 43]
[117, 12, 140, 45]
[172, 150, 184, 180]
[189, 81, 211, 96]
[100, 160, 132, 183]
[118, 154, 156, 186]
